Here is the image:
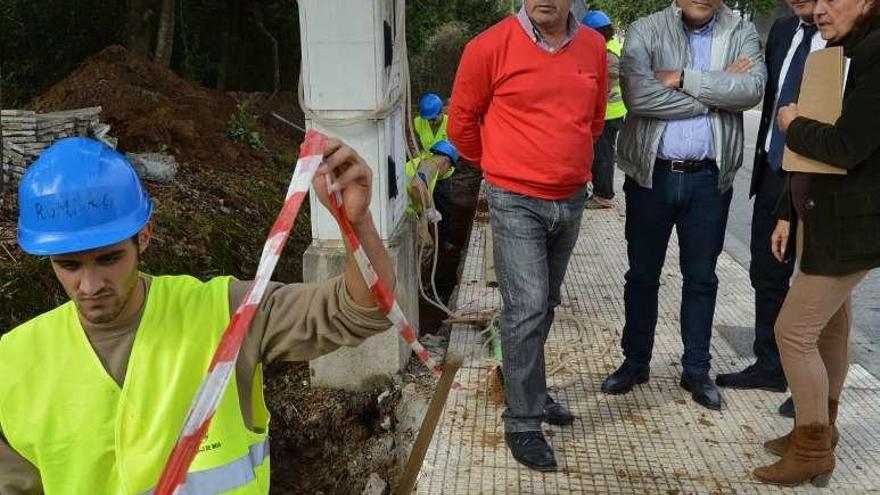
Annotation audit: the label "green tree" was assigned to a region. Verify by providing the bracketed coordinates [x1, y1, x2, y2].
[585, 0, 779, 28]
[154, 0, 176, 67]
[406, 0, 510, 98]
[0, 0, 301, 107]
[406, 0, 510, 58]
[1, 0, 127, 107]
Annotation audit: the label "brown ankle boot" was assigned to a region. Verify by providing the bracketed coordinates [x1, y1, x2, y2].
[754, 423, 835, 487]
[764, 399, 839, 456]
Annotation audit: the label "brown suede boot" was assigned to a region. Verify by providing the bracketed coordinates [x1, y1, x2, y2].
[764, 399, 839, 456]
[754, 424, 835, 487]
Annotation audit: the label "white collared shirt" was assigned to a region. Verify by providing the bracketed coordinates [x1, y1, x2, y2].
[765, 21, 827, 152]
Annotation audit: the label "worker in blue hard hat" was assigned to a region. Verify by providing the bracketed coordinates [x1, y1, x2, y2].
[406, 139, 459, 213]
[406, 139, 459, 253]
[414, 93, 448, 158]
[0, 136, 395, 493]
[412, 94, 456, 252]
[582, 10, 627, 210]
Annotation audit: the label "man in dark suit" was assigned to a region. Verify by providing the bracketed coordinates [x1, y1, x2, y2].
[715, 0, 824, 417]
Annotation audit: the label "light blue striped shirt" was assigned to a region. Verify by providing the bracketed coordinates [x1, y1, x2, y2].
[658, 18, 716, 161]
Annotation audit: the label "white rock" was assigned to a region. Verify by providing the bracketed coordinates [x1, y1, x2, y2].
[127, 153, 178, 183]
[361, 473, 387, 495]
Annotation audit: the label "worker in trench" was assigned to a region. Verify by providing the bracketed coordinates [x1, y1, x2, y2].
[405, 139, 459, 273]
[413, 93, 456, 253]
[0, 136, 394, 494]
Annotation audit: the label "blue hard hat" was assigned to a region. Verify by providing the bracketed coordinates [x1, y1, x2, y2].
[18, 137, 154, 256]
[429, 140, 459, 163]
[582, 10, 612, 30]
[418, 93, 443, 120]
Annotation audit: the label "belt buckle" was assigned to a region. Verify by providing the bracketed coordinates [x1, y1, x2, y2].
[670, 160, 686, 173]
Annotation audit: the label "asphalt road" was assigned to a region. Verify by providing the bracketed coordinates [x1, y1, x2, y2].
[721, 110, 879, 378]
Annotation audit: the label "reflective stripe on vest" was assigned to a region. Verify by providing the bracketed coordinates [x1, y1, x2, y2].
[141, 439, 269, 495]
[606, 38, 627, 121]
[0, 275, 271, 495]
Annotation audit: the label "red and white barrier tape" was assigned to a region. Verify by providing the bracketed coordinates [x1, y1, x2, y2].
[154, 129, 452, 494]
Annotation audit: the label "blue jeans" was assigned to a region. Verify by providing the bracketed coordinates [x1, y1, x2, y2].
[487, 182, 587, 432]
[621, 163, 733, 376]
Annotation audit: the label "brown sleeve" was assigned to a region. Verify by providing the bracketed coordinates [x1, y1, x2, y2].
[231, 275, 391, 366]
[0, 429, 42, 494]
[607, 51, 621, 96]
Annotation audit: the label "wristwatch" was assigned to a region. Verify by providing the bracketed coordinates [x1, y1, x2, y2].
[678, 71, 685, 90]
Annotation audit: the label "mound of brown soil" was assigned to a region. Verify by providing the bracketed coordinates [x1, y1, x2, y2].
[33, 45, 260, 167]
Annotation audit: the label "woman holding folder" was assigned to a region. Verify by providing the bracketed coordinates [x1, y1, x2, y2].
[752, 0, 880, 487]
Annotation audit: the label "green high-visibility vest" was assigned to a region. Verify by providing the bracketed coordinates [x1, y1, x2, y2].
[413, 114, 448, 157]
[412, 114, 454, 183]
[606, 38, 627, 121]
[0, 275, 271, 495]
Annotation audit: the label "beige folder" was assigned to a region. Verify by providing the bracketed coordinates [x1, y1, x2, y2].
[782, 46, 848, 175]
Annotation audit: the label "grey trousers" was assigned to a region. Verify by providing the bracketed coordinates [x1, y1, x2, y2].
[486, 182, 587, 432]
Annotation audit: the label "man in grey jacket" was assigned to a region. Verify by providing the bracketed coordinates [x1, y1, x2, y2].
[601, 0, 766, 410]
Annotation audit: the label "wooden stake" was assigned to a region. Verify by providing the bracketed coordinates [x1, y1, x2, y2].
[397, 355, 463, 495]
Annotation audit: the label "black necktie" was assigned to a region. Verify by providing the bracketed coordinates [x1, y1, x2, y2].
[768, 24, 818, 171]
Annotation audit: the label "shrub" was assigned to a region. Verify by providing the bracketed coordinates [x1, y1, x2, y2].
[226, 100, 266, 150]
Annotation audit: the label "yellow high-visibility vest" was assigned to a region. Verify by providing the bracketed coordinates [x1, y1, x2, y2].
[413, 114, 448, 157]
[606, 38, 627, 121]
[0, 275, 271, 495]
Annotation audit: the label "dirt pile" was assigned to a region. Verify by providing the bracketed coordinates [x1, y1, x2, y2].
[3, 45, 310, 303]
[33, 45, 266, 167]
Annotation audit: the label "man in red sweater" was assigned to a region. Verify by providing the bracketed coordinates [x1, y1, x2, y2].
[448, 0, 606, 472]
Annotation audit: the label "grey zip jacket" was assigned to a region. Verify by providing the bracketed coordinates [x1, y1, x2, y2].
[617, 3, 767, 192]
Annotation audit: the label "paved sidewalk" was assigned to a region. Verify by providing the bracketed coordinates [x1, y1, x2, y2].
[416, 188, 880, 494]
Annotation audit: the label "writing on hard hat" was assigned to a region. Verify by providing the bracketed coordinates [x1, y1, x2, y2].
[429, 140, 459, 163]
[418, 93, 444, 121]
[17, 137, 154, 256]
[582, 10, 612, 30]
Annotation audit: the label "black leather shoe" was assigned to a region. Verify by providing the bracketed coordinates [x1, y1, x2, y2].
[778, 396, 795, 418]
[680, 373, 722, 410]
[543, 395, 576, 426]
[601, 362, 650, 394]
[504, 431, 558, 472]
[715, 363, 787, 392]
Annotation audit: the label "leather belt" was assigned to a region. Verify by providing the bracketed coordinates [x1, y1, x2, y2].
[655, 158, 716, 173]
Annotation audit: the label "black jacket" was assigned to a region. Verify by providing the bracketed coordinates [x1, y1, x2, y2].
[779, 17, 880, 276]
[751, 15, 802, 198]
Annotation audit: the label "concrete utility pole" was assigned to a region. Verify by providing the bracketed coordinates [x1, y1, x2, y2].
[298, 0, 418, 389]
